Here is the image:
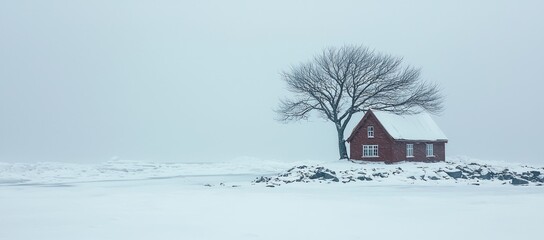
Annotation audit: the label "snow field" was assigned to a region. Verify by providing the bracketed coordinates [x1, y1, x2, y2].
[1, 181, 543, 240]
[1, 156, 543, 240]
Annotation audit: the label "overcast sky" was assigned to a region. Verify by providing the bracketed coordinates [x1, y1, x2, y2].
[1, 0, 543, 164]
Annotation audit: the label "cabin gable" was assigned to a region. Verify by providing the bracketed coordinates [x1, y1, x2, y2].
[348, 111, 396, 162]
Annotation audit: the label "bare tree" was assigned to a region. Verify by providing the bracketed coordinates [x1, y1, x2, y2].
[277, 45, 443, 159]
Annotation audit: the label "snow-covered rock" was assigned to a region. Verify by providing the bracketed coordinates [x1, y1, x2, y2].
[253, 159, 544, 186]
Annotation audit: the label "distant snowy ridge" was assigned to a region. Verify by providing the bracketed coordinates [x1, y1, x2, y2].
[253, 158, 544, 187]
[0, 159, 288, 186]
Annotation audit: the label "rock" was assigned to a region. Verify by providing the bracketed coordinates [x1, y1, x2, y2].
[498, 174, 513, 181]
[445, 170, 463, 179]
[372, 172, 389, 178]
[392, 167, 403, 175]
[254, 176, 270, 183]
[342, 179, 355, 183]
[309, 171, 339, 182]
[357, 176, 373, 181]
[427, 176, 440, 181]
[407, 176, 417, 180]
[511, 178, 529, 185]
[520, 171, 543, 183]
[287, 165, 308, 172]
[266, 185, 275, 188]
[479, 172, 493, 180]
[456, 166, 474, 175]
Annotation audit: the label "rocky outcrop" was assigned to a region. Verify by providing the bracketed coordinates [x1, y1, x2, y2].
[252, 161, 544, 187]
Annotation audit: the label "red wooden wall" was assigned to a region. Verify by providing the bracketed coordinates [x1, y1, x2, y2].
[347, 111, 446, 163]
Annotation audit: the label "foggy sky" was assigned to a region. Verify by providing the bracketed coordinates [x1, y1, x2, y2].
[1, 0, 543, 164]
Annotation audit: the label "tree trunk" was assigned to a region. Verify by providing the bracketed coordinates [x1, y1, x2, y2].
[337, 128, 349, 160]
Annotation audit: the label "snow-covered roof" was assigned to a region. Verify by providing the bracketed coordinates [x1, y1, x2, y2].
[372, 110, 448, 141]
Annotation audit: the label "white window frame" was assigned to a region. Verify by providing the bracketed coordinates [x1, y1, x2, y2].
[406, 144, 414, 158]
[367, 126, 374, 138]
[426, 144, 434, 157]
[363, 145, 379, 157]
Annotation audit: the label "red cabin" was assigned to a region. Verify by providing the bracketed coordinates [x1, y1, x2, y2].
[347, 109, 448, 163]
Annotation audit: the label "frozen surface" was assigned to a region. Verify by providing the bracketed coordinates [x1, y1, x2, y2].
[372, 110, 448, 141]
[1, 156, 543, 240]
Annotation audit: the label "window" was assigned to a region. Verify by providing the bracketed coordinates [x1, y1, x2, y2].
[367, 126, 374, 138]
[406, 144, 414, 157]
[363, 145, 379, 157]
[426, 144, 434, 157]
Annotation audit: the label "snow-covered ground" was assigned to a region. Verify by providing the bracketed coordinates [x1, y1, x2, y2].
[1, 156, 543, 240]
